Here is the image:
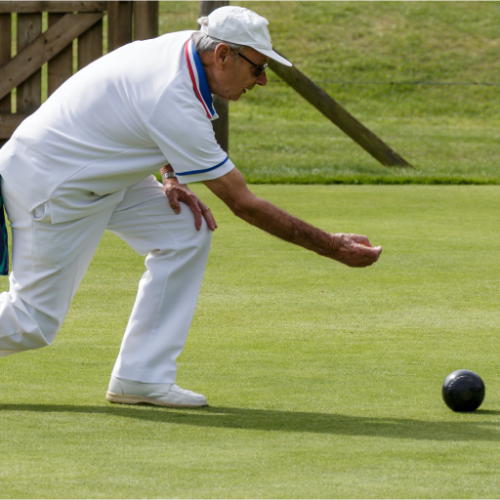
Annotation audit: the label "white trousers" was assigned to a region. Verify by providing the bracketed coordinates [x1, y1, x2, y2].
[0, 176, 212, 383]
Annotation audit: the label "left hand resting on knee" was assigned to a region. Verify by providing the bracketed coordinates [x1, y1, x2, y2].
[163, 181, 217, 232]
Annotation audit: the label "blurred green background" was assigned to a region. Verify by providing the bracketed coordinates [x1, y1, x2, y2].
[159, 1, 500, 184]
[8, 2, 500, 183]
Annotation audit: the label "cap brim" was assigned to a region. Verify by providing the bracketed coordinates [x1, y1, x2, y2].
[256, 48, 293, 67]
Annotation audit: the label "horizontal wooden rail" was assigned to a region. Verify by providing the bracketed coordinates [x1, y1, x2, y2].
[0, 2, 106, 14]
[269, 55, 412, 168]
[0, 13, 103, 102]
[0, 113, 30, 139]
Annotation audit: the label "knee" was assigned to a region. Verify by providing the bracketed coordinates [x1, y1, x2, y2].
[21, 307, 61, 350]
[37, 319, 61, 347]
[0, 293, 61, 352]
[0, 325, 57, 353]
[25, 314, 60, 350]
[24, 298, 63, 341]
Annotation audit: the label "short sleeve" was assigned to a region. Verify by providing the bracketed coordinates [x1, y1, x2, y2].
[147, 77, 234, 184]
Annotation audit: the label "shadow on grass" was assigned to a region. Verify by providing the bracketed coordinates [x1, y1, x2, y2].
[1, 403, 499, 441]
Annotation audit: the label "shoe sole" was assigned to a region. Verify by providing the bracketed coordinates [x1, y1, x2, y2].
[106, 391, 208, 408]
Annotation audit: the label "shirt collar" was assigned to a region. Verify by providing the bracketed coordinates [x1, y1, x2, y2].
[184, 39, 218, 121]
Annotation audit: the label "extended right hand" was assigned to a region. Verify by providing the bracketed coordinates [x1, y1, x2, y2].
[329, 233, 382, 268]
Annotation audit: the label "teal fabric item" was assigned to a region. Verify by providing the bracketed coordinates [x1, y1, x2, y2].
[0, 176, 9, 275]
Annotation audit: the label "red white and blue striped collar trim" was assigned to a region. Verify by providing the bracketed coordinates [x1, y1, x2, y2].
[184, 39, 217, 121]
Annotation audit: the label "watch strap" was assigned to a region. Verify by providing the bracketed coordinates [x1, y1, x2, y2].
[162, 172, 177, 182]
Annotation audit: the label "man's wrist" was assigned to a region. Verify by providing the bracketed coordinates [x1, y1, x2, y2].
[162, 171, 177, 182]
[160, 164, 176, 183]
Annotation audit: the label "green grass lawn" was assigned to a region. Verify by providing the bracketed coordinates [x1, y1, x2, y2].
[1, 185, 500, 498]
[160, 2, 500, 183]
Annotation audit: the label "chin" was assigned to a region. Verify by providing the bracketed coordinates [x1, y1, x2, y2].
[214, 91, 244, 101]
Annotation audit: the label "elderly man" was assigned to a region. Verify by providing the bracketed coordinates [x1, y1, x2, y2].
[0, 7, 381, 407]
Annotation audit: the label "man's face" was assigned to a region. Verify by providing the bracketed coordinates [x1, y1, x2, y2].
[210, 45, 268, 101]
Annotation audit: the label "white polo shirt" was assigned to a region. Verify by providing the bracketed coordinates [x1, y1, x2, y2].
[0, 31, 234, 223]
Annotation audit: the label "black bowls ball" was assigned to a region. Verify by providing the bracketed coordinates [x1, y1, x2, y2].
[442, 370, 485, 412]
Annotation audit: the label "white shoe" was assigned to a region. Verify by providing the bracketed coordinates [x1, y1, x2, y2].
[106, 376, 208, 408]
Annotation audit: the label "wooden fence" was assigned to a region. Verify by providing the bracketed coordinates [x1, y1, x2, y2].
[0, 1, 158, 147]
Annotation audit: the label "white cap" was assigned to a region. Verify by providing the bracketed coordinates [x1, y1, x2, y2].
[199, 6, 292, 67]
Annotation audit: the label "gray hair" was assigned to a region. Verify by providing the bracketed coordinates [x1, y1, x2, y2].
[192, 16, 244, 53]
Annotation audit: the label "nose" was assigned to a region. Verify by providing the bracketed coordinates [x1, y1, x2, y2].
[256, 71, 267, 86]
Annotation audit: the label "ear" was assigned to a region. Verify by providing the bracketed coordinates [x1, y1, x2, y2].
[213, 43, 232, 69]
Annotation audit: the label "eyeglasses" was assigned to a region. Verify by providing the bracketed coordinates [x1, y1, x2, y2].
[233, 49, 268, 77]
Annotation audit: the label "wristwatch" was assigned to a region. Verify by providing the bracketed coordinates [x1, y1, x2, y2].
[162, 172, 177, 182]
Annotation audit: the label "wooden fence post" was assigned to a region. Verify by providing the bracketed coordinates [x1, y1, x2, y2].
[134, 1, 158, 41]
[108, 1, 132, 52]
[0, 13, 11, 148]
[17, 13, 42, 115]
[78, 15, 103, 70]
[199, 0, 229, 154]
[48, 13, 73, 96]
[268, 55, 412, 168]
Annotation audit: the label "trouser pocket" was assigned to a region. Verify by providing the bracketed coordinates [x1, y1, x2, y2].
[32, 201, 52, 223]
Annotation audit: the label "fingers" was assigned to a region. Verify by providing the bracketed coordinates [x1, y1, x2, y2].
[181, 194, 216, 232]
[184, 196, 203, 231]
[168, 195, 181, 215]
[350, 234, 372, 247]
[352, 244, 382, 267]
[199, 202, 217, 231]
[332, 233, 382, 268]
[164, 185, 181, 215]
[165, 185, 217, 231]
